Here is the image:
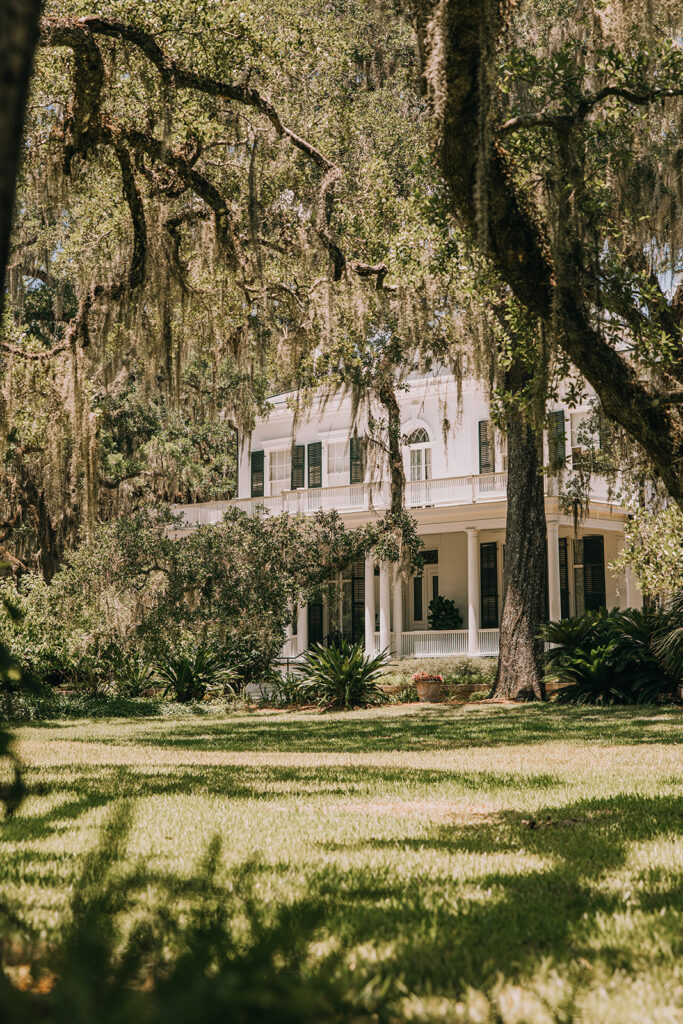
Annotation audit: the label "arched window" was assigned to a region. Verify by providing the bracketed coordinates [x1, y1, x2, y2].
[407, 427, 431, 481]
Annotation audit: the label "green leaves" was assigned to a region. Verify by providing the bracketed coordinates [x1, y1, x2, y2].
[297, 638, 390, 709]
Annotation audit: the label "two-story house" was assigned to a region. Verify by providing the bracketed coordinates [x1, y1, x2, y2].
[174, 369, 641, 659]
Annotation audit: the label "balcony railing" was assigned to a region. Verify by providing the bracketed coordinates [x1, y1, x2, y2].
[172, 470, 614, 529]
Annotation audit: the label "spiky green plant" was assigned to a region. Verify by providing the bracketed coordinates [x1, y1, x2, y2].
[297, 640, 390, 709]
[154, 645, 237, 703]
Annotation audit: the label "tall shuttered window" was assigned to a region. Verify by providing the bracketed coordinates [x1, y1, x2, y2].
[251, 450, 264, 497]
[269, 449, 291, 495]
[351, 559, 365, 643]
[559, 537, 570, 619]
[308, 441, 322, 489]
[350, 436, 364, 484]
[478, 420, 495, 474]
[480, 542, 499, 628]
[583, 536, 606, 611]
[413, 575, 423, 622]
[291, 445, 305, 490]
[308, 600, 324, 646]
[548, 410, 566, 470]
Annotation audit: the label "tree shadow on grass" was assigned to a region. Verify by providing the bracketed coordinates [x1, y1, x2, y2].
[310, 790, 683, 994]
[121, 705, 683, 753]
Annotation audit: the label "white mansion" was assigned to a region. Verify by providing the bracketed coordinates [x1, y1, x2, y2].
[174, 370, 641, 659]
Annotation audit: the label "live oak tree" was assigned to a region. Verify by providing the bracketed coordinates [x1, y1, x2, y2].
[3, 0, 429, 575]
[410, 0, 683, 506]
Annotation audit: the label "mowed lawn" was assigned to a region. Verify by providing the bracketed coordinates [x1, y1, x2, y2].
[2, 704, 683, 1022]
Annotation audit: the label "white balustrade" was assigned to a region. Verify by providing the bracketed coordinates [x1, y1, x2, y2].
[405, 475, 471, 508]
[473, 472, 507, 499]
[401, 629, 469, 658]
[477, 628, 500, 655]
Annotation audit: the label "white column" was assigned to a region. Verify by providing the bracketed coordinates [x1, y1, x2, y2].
[297, 603, 308, 654]
[284, 622, 293, 657]
[379, 562, 391, 654]
[625, 564, 637, 609]
[392, 570, 403, 658]
[467, 528, 479, 655]
[547, 521, 561, 622]
[364, 556, 376, 654]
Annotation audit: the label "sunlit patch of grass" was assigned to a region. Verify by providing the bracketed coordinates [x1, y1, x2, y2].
[2, 704, 682, 1022]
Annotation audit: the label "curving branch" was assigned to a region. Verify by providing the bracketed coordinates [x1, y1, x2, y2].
[497, 85, 683, 136]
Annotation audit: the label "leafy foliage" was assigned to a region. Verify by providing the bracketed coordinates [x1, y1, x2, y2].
[154, 644, 237, 703]
[297, 640, 391, 709]
[541, 608, 678, 705]
[427, 595, 463, 630]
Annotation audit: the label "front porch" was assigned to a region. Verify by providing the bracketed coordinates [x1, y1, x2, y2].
[283, 517, 638, 661]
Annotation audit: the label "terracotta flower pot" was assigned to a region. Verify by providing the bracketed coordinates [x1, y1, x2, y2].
[415, 678, 442, 703]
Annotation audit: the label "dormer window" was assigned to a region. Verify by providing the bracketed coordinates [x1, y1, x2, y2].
[407, 428, 431, 482]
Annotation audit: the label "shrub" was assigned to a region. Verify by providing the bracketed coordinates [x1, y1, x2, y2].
[381, 656, 497, 691]
[652, 590, 683, 682]
[427, 595, 463, 630]
[113, 654, 155, 697]
[297, 640, 391, 709]
[154, 644, 238, 703]
[541, 607, 677, 705]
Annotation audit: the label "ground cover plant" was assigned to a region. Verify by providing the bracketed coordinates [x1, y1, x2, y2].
[380, 656, 498, 699]
[541, 607, 681, 705]
[1, 704, 681, 1022]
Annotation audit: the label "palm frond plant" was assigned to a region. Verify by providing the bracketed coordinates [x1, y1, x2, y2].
[541, 605, 676, 705]
[652, 591, 683, 685]
[154, 644, 238, 703]
[296, 639, 391, 709]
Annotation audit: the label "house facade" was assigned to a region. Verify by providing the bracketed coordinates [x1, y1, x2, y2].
[173, 370, 641, 659]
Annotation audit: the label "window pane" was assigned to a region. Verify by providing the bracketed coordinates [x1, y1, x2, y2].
[269, 449, 291, 495]
[410, 449, 423, 481]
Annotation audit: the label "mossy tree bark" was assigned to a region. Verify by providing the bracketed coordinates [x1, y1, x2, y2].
[0, 0, 42, 321]
[490, 364, 547, 701]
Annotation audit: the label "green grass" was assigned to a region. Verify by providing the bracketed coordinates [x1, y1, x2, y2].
[2, 704, 683, 1022]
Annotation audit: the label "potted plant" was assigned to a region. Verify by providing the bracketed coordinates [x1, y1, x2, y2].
[412, 670, 444, 703]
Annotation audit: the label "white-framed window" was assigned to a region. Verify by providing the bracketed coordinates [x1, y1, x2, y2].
[269, 449, 291, 495]
[407, 427, 432, 482]
[327, 441, 349, 487]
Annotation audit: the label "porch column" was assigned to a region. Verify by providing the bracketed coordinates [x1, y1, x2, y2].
[297, 603, 308, 654]
[378, 562, 391, 654]
[467, 528, 479, 655]
[284, 622, 293, 657]
[392, 570, 403, 659]
[364, 556, 376, 654]
[547, 521, 561, 622]
[625, 564, 636, 609]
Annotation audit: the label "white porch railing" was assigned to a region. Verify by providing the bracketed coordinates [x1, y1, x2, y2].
[478, 628, 500, 656]
[172, 469, 615, 529]
[401, 629, 469, 657]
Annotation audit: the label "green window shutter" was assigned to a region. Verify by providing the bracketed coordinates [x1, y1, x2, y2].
[308, 600, 323, 646]
[307, 441, 322, 489]
[549, 410, 566, 470]
[478, 420, 495, 474]
[251, 450, 264, 497]
[291, 444, 305, 490]
[583, 536, 606, 611]
[559, 537, 570, 619]
[350, 436, 364, 484]
[480, 542, 499, 628]
[413, 575, 423, 621]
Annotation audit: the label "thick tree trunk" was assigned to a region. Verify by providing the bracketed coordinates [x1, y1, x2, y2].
[0, 0, 42, 320]
[490, 392, 547, 701]
[410, 0, 683, 506]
